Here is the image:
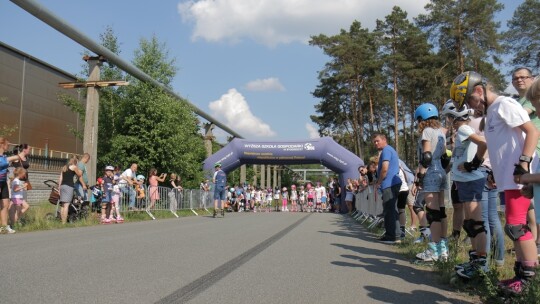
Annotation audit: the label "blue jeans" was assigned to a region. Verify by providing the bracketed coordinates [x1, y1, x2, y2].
[75, 182, 88, 201]
[382, 184, 402, 239]
[121, 185, 136, 208]
[480, 167, 505, 264]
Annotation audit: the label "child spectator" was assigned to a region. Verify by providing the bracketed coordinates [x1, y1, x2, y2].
[290, 185, 298, 212]
[298, 185, 306, 212]
[167, 173, 182, 211]
[306, 183, 315, 212]
[413, 103, 449, 263]
[451, 71, 539, 293]
[266, 187, 273, 212]
[111, 174, 123, 223]
[9, 167, 28, 229]
[273, 187, 281, 211]
[147, 168, 167, 212]
[281, 187, 289, 212]
[101, 166, 115, 224]
[96, 177, 112, 224]
[254, 187, 262, 213]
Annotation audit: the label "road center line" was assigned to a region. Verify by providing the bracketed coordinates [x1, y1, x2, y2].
[156, 214, 311, 304]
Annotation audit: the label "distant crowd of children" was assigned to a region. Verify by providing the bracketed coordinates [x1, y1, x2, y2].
[223, 180, 341, 214]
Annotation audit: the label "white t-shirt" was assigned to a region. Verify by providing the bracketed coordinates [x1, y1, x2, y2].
[451, 124, 485, 182]
[119, 168, 135, 185]
[484, 96, 538, 191]
[418, 127, 446, 170]
[468, 117, 491, 169]
[11, 178, 24, 199]
[398, 169, 409, 192]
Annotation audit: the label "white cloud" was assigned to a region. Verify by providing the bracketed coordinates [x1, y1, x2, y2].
[305, 123, 320, 139]
[209, 88, 277, 138]
[178, 0, 429, 46]
[245, 77, 285, 92]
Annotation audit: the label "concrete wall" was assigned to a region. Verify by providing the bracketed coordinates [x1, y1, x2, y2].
[26, 170, 60, 205]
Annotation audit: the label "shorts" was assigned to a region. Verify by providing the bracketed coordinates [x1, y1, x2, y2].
[505, 189, 533, 241]
[11, 198, 24, 205]
[414, 191, 426, 209]
[0, 181, 8, 200]
[334, 197, 341, 205]
[422, 169, 447, 192]
[455, 178, 485, 202]
[345, 192, 354, 202]
[321, 197, 327, 203]
[406, 192, 415, 206]
[214, 186, 227, 201]
[112, 195, 120, 204]
[451, 181, 461, 205]
[397, 190, 409, 209]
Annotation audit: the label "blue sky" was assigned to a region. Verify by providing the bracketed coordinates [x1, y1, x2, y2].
[1, 0, 521, 142]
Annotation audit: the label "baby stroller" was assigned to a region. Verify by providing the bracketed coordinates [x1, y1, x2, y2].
[45, 180, 89, 223]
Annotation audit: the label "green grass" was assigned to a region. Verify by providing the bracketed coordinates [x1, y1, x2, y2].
[12, 201, 210, 232]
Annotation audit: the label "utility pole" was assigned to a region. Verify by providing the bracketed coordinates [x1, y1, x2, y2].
[59, 55, 128, 185]
[83, 56, 101, 185]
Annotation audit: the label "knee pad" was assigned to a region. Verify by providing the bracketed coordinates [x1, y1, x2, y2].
[413, 206, 424, 215]
[504, 223, 530, 241]
[426, 208, 441, 225]
[439, 207, 447, 219]
[463, 219, 486, 238]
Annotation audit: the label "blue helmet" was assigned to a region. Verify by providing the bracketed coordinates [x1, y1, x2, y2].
[414, 103, 438, 121]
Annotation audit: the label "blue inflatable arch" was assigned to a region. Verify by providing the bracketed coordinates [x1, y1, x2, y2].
[203, 137, 364, 204]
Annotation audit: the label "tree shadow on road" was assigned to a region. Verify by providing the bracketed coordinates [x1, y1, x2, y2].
[363, 285, 476, 304]
[321, 215, 477, 303]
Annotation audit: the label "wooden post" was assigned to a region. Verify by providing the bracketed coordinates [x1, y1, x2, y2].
[58, 56, 127, 186]
[83, 57, 102, 185]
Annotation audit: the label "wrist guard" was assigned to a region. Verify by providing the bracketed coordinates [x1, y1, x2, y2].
[513, 163, 529, 176]
[415, 172, 425, 186]
[464, 155, 483, 172]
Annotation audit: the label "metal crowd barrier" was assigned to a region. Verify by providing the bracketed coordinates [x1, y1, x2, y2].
[351, 186, 384, 228]
[116, 185, 213, 219]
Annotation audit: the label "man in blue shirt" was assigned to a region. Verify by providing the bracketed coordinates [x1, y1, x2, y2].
[373, 133, 402, 243]
[213, 162, 227, 218]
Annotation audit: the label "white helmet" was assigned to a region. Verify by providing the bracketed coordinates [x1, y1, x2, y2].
[441, 99, 473, 121]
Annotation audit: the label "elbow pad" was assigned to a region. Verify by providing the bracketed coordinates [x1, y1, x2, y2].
[420, 151, 433, 168]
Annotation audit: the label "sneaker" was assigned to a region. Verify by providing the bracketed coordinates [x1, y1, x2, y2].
[213, 210, 217, 218]
[379, 235, 401, 245]
[416, 242, 439, 262]
[101, 218, 111, 224]
[116, 217, 124, 223]
[3, 226, 16, 234]
[456, 257, 488, 279]
[498, 277, 528, 295]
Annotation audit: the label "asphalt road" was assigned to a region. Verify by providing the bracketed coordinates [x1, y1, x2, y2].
[1, 212, 476, 304]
